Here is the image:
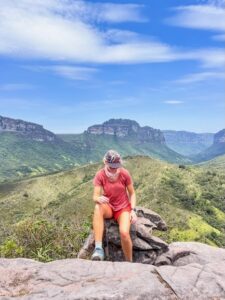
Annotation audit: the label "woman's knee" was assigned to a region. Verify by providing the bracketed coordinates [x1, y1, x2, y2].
[94, 203, 111, 218]
[120, 230, 130, 241]
[94, 203, 103, 216]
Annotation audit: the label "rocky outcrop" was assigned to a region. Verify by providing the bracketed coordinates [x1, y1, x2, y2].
[214, 129, 225, 144]
[87, 119, 165, 144]
[163, 130, 214, 145]
[1, 242, 225, 299]
[191, 128, 225, 162]
[78, 206, 169, 264]
[163, 130, 214, 156]
[0, 115, 57, 142]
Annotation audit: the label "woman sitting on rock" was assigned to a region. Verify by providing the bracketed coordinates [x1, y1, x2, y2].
[92, 149, 137, 262]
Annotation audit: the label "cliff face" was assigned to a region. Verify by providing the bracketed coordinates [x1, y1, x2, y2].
[191, 129, 225, 162]
[87, 119, 165, 144]
[163, 130, 214, 145]
[214, 129, 225, 144]
[162, 130, 214, 156]
[0, 115, 57, 142]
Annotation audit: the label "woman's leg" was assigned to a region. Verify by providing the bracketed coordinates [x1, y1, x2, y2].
[117, 211, 133, 262]
[93, 203, 113, 243]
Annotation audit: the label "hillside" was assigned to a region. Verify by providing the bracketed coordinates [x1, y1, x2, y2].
[191, 129, 225, 163]
[163, 130, 213, 156]
[0, 132, 83, 182]
[0, 156, 224, 262]
[196, 154, 225, 172]
[59, 130, 189, 165]
[58, 118, 191, 165]
[0, 116, 190, 182]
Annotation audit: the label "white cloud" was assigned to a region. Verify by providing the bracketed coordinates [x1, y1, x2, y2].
[25, 65, 98, 80]
[0, 0, 177, 64]
[0, 0, 224, 69]
[167, 47, 225, 69]
[168, 3, 225, 46]
[163, 100, 184, 104]
[0, 98, 40, 109]
[85, 3, 146, 23]
[0, 83, 35, 91]
[197, 49, 225, 68]
[213, 33, 225, 41]
[168, 5, 225, 32]
[202, 0, 225, 7]
[175, 71, 225, 84]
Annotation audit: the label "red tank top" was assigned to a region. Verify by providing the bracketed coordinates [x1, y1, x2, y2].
[93, 168, 133, 211]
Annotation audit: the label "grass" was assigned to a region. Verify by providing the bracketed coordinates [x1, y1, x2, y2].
[0, 155, 225, 261]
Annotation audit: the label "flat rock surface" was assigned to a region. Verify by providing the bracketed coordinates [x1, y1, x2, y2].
[1, 242, 225, 300]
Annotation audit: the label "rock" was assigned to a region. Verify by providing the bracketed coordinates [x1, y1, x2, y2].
[136, 206, 167, 231]
[168, 241, 225, 266]
[0, 115, 57, 142]
[78, 207, 168, 264]
[214, 129, 225, 144]
[86, 118, 165, 144]
[1, 243, 225, 299]
[76, 233, 95, 260]
[155, 246, 192, 266]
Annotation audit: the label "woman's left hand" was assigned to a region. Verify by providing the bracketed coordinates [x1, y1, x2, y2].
[130, 210, 137, 224]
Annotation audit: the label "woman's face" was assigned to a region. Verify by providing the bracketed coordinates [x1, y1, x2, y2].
[106, 164, 118, 173]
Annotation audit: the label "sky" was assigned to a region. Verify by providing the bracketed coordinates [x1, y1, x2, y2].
[0, 0, 225, 133]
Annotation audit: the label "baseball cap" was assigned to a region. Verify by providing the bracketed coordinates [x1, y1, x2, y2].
[103, 149, 122, 168]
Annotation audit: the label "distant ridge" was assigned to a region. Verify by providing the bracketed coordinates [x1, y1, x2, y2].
[0, 115, 57, 142]
[2, 115, 224, 182]
[87, 118, 165, 144]
[191, 129, 225, 163]
[0, 116, 190, 182]
[163, 130, 214, 156]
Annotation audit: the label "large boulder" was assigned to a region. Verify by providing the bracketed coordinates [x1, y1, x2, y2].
[78, 206, 169, 264]
[1, 242, 225, 300]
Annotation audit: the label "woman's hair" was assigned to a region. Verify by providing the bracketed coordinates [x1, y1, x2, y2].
[103, 149, 123, 168]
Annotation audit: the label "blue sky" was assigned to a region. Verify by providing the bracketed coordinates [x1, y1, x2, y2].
[0, 0, 224, 133]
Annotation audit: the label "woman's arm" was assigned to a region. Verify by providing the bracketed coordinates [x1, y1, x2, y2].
[127, 183, 137, 224]
[93, 186, 102, 202]
[127, 184, 136, 209]
[93, 186, 109, 204]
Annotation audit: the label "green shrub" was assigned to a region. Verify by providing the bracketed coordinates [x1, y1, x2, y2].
[0, 239, 24, 257]
[0, 217, 91, 262]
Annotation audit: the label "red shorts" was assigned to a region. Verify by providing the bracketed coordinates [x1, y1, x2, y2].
[112, 203, 131, 221]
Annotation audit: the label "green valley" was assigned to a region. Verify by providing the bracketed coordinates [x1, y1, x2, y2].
[0, 117, 190, 183]
[0, 155, 224, 262]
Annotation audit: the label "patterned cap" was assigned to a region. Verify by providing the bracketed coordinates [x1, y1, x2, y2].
[103, 150, 122, 168]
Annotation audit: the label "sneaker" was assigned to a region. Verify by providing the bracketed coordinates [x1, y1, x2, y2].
[91, 247, 104, 261]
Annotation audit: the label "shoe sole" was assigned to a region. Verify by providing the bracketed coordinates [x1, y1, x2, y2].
[91, 256, 103, 261]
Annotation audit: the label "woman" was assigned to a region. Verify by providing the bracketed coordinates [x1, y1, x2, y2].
[92, 149, 137, 262]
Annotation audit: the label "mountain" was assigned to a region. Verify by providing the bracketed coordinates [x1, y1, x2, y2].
[0, 115, 57, 142]
[197, 154, 225, 172]
[87, 119, 165, 143]
[0, 115, 84, 182]
[191, 129, 225, 163]
[163, 130, 214, 156]
[59, 119, 190, 165]
[0, 156, 224, 262]
[0, 116, 190, 182]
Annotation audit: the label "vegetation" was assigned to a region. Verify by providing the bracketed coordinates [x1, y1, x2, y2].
[191, 141, 225, 163]
[0, 132, 82, 182]
[0, 130, 189, 183]
[0, 155, 225, 262]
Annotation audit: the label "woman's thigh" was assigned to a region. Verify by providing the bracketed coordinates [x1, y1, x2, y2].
[117, 211, 131, 233]
[100, 203, 113, 219]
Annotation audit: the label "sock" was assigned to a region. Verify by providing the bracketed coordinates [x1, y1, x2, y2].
[95, 241, 103, 249]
